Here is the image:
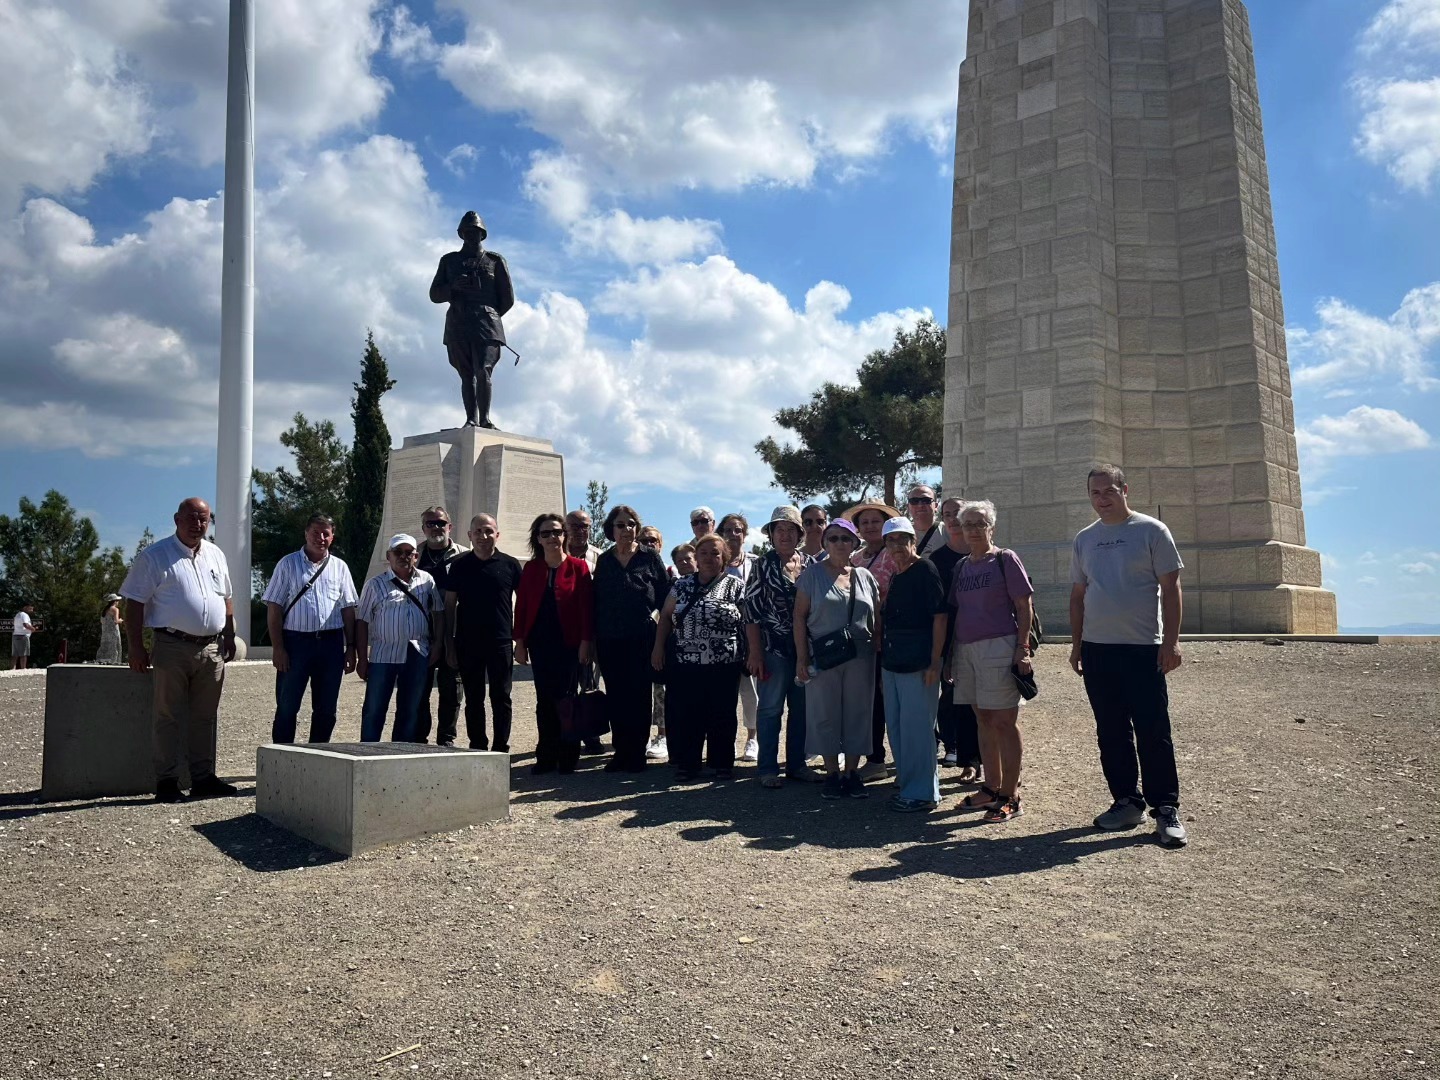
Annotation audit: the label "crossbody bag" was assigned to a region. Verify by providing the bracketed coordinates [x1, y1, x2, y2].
[810, 571, 859, 671]
[282, 555, 331, 620]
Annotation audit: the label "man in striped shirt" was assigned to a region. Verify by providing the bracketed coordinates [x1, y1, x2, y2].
[356, 533, 442, 742]
[261, 513, 359, 743]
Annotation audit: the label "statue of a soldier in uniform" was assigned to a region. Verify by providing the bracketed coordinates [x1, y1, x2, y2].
[429, 211, 516, 428]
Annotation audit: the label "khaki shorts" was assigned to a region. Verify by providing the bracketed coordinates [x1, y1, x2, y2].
[11, 635, 30, 658]
[952, 633, 1021, 710]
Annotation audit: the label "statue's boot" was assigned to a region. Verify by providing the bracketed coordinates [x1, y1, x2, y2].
[460, 377, 479, 427]
[474, 368, 497, 428]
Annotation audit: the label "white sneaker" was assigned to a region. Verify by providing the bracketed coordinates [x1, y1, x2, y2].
[741, 736, 759, 762]
[942, 751, 958, 766]
[646, 736, 668, 760]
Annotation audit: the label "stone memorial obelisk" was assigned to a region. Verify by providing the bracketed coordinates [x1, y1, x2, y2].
[942, 0, 1338, 633]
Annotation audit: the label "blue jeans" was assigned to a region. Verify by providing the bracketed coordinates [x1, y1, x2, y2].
[755, 650, 806, 776]
[272, 628, 346, 743]
[882, 669, 941, 803]
[360, 645, 431, 742]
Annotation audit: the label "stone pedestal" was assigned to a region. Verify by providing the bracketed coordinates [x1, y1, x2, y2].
[942, 0, 1337, 633]
[256, 742, 510, 855]
[41, 665, 185, 799]
[367, 427, 566, 579]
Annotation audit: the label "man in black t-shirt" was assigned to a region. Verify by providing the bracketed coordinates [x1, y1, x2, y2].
[443, 514, 523, 752]
[417, 506, 468, 744]
[926, 497, 982, 777]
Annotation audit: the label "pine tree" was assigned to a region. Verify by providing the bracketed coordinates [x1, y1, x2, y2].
[341, 330, 395, 578]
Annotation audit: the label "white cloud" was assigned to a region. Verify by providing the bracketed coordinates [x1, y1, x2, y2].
[569, 210, 722, 266]
[441, 143, 480, 176]
[1357, 575, 1380, 587]
[1353, 0, 1440, 192]
[522, 151, 593, 224]
[1400, 561, 1437, 574]
[1295, 405, 1433, 473]
[433, 0, 966, 205]
[1288, 283, 1440, 391]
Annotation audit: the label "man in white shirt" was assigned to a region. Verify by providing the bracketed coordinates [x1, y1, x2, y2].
[120, 497, 238, 803]
[261, 513, 359, 744]
[9, 604, 37, 669]
[1069, 464, 1188, 848]
[564, 509, 602, 571]
[356, 534, 441, 742]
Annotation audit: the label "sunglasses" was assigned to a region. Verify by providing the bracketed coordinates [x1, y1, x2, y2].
[422, 520, 450, 530]
[907, 496, 934, 505]
[613, 521, 639, 530]
[824, 534, 857, 544]
[538, 528, 565, 538]
[390, 549, 417, 559]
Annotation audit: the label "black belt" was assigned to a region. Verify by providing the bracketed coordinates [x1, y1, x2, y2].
[284, 627, 346, 638]
[159, 627, 221, 645]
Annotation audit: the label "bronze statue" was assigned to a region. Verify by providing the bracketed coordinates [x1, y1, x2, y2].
[429, 211, 516, 428]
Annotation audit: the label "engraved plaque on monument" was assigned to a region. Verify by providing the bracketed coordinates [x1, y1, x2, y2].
[941, 0, 1338, 634]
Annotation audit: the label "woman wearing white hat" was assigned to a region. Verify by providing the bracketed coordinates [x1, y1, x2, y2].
[878, 518, 947, 811]
[743, 506, 823, 787]
[96, 593, 124, 664]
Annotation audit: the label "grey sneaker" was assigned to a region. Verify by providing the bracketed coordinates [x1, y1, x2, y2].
[1093, 798, 1146, 831]
[821, 774, 844, 800]
[1153, 805, 1189, 848]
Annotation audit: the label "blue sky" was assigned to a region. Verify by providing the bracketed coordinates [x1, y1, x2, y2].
[1, 0, 1437, 628]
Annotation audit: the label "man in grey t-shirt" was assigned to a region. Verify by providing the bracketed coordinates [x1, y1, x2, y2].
[1068, 464, 1188, 848]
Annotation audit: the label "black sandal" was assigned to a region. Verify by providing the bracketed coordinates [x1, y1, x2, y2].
[959, 785, 999, 811]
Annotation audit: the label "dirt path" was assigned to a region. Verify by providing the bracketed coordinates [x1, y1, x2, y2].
[1, 642, 1436, 1079]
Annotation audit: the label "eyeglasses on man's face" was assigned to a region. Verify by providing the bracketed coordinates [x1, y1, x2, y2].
[538, 528, 565, 539]
[960, 520, 991, 530]
[391, 549, 417, 560]
[907, 495, 934, 505]
[422, 519, 450, 530]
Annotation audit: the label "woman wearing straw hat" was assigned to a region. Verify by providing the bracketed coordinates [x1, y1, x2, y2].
[744, 506, 824, 788]
[842, 499, 902, 778]
[96, 593, 124, 664]
[794, 518, 881, 800]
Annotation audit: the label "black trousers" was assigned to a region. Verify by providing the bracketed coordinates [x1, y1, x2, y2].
[531, 638, 580, 772]
[456, 639, 514, 751]
[1080, 642, 1180, 808]
[869, 656, 887, 762]
[666, 662, 742, 773]
[416, 656, 463, 744]
[597, 634, 653, 769]
[937, 689, 981, 764]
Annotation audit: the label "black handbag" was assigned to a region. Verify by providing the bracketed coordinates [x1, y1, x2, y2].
[809, 572, 859, 672]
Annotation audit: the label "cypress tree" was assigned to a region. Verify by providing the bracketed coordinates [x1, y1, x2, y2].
[341, 330, 395, 579]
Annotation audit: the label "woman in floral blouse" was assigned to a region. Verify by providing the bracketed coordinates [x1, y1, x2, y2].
[651, 533, 748, 783]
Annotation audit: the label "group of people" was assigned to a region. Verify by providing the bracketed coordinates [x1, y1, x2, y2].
[113, 462, 1189, 848]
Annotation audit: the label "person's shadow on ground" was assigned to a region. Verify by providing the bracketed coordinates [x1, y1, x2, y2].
[531, 768, 1153, 879]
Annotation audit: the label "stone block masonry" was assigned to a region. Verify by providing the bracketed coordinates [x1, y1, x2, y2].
[943, 0, 1337, 633]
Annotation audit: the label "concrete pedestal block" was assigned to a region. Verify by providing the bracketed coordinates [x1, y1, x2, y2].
[41, 664, 183, 799]
[256, 742, 509, 855]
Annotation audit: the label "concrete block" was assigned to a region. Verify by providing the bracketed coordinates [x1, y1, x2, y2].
[256, 743, 509, 856]
[42, 665, 184, 799]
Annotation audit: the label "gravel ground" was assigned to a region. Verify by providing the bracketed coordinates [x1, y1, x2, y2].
[1, 642, 1437, 1080]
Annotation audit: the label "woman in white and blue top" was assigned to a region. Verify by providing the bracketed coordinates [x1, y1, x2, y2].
[356, 533, 441, 742]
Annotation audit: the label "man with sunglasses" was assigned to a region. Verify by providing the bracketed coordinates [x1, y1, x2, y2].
[415, 506, 468, 745]
[799, 505, 828, 561]
[689, 506, 716, 541]
[565, 509, 602, 571]
[906, 485, 947, 559]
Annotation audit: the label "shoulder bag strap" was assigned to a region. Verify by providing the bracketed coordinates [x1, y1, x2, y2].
[673, 573, 725, 629]
[390, 575, 432, 620]
[282, 555, 331, 619]
[918, 524, 939, 553]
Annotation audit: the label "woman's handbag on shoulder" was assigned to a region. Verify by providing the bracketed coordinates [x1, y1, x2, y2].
[809, 572, 859, 672]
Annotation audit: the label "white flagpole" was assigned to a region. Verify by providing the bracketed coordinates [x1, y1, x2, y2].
[216, 0, 254, 642]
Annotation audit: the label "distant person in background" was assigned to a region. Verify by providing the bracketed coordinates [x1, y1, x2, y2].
[121, 497, 238, 804]
[95, 594, 123, 665]
[416, 505, 468, 745]
[593, 504, 670, 772]
[800, 504, 828, 561]
[10, 603, 37, 670]
[948, 500, 1034, 825]
[744, 506, 821, 788]
[689, 506, 715, 542]
[564, 509, 602, 571]
[844, 500, 901, 779]
[1070, 464, 1188, 849]
[515, 513, 595, 775]
[794, 518, 880, 801]
[928, 497, 981, 780]
[671, 544, 698, 578]
[906, 484, 947, 558]
[638, 526, 671, 578]
[443, 514, 522, 752]
[261, 512, 359, 744]
[652, 533, 748, 783]
[719, 512, 760, 763]
[356, 534, 442, 743]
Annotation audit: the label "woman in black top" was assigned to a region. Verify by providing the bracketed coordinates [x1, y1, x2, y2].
[593, 504, 671, 771]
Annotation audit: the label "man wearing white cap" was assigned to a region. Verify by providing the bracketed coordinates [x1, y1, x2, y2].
[356, 533, 442, 742]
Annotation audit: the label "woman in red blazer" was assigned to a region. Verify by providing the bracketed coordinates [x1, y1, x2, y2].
[515, 513, 595, 774]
